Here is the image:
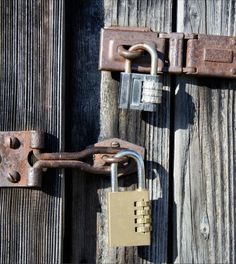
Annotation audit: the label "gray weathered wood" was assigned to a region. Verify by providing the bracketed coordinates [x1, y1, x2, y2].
[0, 1, 64, 263]
[65, 0, 173, 263]
[173, 0, 236, 263]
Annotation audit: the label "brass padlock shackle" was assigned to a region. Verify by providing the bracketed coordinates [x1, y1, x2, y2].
[124, 43, 158, 75]
[111, 150, 145, 192]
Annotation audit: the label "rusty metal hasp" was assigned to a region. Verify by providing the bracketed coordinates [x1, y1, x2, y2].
[99, 27, 236, 78]
[0, 131, 144, 188]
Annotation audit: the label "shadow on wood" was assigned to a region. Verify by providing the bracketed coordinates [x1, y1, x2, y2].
[137, 161, 177, 263]
[138, 200, 177, 263]
[64, 0, 104, 261]
[142, 88, 195, 130]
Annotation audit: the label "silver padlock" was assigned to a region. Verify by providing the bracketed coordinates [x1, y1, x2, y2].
[119, 43, 163, 112]
[108, 150, 151, 247]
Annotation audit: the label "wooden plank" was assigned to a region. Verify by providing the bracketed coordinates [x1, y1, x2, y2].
[64, 0, 173, 263]
[173, 0, 236, 263]
[0, 0, 64, 263]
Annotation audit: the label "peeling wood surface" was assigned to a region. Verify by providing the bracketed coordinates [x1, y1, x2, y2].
[0, 1, 64, 263]
[64, 0, 172, 263]
[173, 0, 236, 263]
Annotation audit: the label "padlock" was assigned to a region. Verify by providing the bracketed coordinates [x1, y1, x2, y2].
[108, 150, 151, 247]
[119, 43, 163, 112]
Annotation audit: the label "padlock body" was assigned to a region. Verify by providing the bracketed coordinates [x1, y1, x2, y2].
[119, 72, 162, 112]
[108, 190, 151, 247]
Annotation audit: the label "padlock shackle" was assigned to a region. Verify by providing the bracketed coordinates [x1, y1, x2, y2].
[111, 150, 145, 192]
[124, 43, 158, 75]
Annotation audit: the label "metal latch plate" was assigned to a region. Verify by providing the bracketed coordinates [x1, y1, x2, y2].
[0, 131, 145, 187]
[99, 27, 236, 79]
[94, 138, 145, 176]
[186, 35, 236, 78]
[99, 27, 165, 73]
[0, 131, 44, 187]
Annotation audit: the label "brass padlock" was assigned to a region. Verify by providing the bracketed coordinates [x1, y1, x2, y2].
[108, 150, 151, 247]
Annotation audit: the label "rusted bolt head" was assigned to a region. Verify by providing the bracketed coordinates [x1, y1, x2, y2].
[9, 137, 21, 149]
[231, 68, 236, 75]
[7, 171, 21, 183]
[111, 141, 120, 148]
[230, 38, 236, 45]
[185, 67, 197, 74]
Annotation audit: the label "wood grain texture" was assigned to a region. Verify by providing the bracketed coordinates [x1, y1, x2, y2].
[64, 0, 173, 263]
[0, 0, 64, 263]
[173, 0, 236, 263]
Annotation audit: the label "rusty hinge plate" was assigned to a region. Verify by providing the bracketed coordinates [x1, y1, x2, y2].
[0, 131, 44, 187]
[0, 131, 145, 188]
[99, 27, 236, 78]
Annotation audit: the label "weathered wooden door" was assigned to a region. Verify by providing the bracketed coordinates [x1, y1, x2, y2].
[1, 0, 236, 263]
[174, 1, 236, 263]
[65, 0, 236, 263]
[0, 1, 64, 263]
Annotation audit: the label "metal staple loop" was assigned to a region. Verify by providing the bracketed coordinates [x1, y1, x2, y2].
[118, 46, 144, 59]
[102, 155, 129, 164]
[32, 147, 134, 175]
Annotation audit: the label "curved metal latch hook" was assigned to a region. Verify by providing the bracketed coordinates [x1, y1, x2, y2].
[0, 131, 144, 187]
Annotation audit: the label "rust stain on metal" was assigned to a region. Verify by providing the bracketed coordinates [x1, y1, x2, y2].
[118, 46, 144, 60]
[33, 145, 141, 176]
[203, 48, 233, 63]
[99, 27, 165, 73]
[0, 130, 44, 187]
[185, 34, 236, 77]
[0, 131, 145, 187]
[99, 27, 236, 79]
[93, 138, 145, 177]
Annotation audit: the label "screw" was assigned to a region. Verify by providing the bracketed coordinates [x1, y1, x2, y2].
[231, 68, 236, 75]
[230, 38, 236, 45]
[7, 171, 21, 183]
[9, 137, 21, 149]
[185, 67, 197, 74]
[111, 141, 120, 148]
